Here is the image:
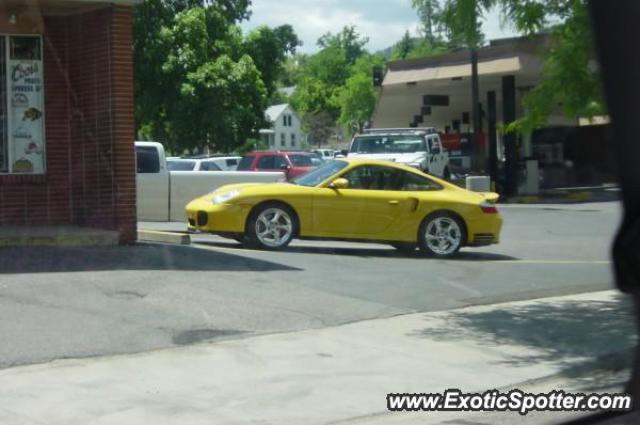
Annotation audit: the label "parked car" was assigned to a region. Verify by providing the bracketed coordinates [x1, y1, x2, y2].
[167, 156, 242, 172]
[167, 158, 222, 172]
[312, 149, 335, 160]
[201, 156, 242, 171]
[186, 158, 502, 258]
[348, 128, 451, 179]
[237, 151, 317, 180]
[136, 142, 285, 222]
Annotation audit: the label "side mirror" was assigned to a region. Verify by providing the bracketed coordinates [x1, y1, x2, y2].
[280, 164, 291, 170]
[329, 178, 349, 189]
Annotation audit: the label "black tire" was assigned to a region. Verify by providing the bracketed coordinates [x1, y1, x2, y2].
[390, 243, 417, 254]
[245, 202, 298, 250]
[418, 212, 466, 258]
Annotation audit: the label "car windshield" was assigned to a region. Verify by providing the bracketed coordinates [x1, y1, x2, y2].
[351, 136, 427, 154]
[291, 160, 348, 187]
[167, 160, 196, 171]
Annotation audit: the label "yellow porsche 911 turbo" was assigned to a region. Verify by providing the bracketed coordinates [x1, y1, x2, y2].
[186, 159, 502, 258]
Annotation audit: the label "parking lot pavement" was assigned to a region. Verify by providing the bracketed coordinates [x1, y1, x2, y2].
[0, 202, 620, 369]
[0, 290, 633, 425]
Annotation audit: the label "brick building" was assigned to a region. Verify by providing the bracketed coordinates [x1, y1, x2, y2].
[0, 0, 138, 244]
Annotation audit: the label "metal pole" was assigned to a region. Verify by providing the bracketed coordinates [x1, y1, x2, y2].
[502, 75, 517, 197]
[487, 90, 498, 191]
[471, 49, 482, 172]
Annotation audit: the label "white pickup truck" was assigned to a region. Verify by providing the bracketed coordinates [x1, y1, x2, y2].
[136, 142, 284, 222]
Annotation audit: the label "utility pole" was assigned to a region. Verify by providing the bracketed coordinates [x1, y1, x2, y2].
[470, 48, 483, 172]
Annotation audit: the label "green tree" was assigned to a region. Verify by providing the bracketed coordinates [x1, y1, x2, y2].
[243, 25, 301, 100]
[417, 0, 603, 131]
[317, 26, 369, 65]
[133, 0, 301, 153]
[392, 31, 415, 60]
[335, 72, 377, 134]
[411, 0, 441, 42]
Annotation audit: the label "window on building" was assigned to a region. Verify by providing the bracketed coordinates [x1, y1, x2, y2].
[291, 133, 296, 147]
[0, 35, 44, 174]
[281, 133, 286, 146]
[283, 115, 288, 127]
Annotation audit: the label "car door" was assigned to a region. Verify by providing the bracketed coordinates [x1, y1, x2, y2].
[427, 135, 446, 177]
[311, 165, 409, 237]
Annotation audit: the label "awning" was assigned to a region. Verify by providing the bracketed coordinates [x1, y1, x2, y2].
[383, 54, 541, 87]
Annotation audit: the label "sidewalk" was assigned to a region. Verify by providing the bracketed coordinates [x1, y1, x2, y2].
[0, 291, 634, 425]
[506, 185, 621, 204]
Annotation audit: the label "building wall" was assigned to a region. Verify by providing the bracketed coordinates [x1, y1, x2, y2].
[270, 106, 304, 149]
[0, 6, 137, 243]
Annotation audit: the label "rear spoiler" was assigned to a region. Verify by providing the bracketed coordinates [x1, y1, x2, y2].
[480, 192, 500, 204]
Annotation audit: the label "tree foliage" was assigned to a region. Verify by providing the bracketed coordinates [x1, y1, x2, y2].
[411, 0, 441, 42]
[317, 26, 369, 65]
[290, 26, 378, 144]
[133, 0, 299, 152]
[412, 0, 603, 132]
[243, 25, 301, 99]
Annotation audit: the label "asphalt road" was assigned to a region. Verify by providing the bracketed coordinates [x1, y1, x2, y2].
[0, 201, 621, 369]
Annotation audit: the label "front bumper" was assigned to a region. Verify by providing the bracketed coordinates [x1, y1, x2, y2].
[185, 200, 247, 234]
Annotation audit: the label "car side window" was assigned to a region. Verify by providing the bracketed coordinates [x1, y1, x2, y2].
[399, 171, 442, 191]
[237, 156, 254, 171]
[136, 146, 160, 173]
[257, 156, 275, 169]
[429, 136, 441, 154]
[274, 156, 288, 169]
[341, 165, 402, 190]
[201, 161, 222, 171]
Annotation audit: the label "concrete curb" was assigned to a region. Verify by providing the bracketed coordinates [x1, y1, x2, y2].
[137, 230, 191, 245]
[506, 190, 594, 204]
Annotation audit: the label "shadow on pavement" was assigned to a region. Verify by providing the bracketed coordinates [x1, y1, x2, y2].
[195, 240, 519, 262]
[0, 244, 300, 274]
[413, 294, 637, 371]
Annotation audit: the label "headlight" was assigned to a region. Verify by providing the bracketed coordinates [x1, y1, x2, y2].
[212, 190, 240, 205]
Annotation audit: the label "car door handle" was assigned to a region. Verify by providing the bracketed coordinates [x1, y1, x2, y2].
[388, 200, 400, 205]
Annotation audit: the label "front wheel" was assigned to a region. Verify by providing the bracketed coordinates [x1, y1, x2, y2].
[418, 213, 466, 258]
[245, 203, 297, 250]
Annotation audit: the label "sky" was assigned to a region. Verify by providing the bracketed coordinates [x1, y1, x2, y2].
[240, 0, 518, 54]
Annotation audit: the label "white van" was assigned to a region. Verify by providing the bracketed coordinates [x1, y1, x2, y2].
[347, 128, 450, 179]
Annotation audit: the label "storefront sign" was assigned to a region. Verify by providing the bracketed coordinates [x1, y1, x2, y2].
[8, 58, 44, 174]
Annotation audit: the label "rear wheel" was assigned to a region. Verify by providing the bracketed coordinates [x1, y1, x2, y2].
[418, 212, 466, 258]
[245, 203, 297, 250]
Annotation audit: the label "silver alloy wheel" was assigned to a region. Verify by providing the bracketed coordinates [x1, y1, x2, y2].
[425, 216, 462, 256]
[255, 208, 293, 248]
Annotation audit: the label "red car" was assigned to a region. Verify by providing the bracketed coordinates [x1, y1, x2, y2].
[237, 151, 318, 180]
